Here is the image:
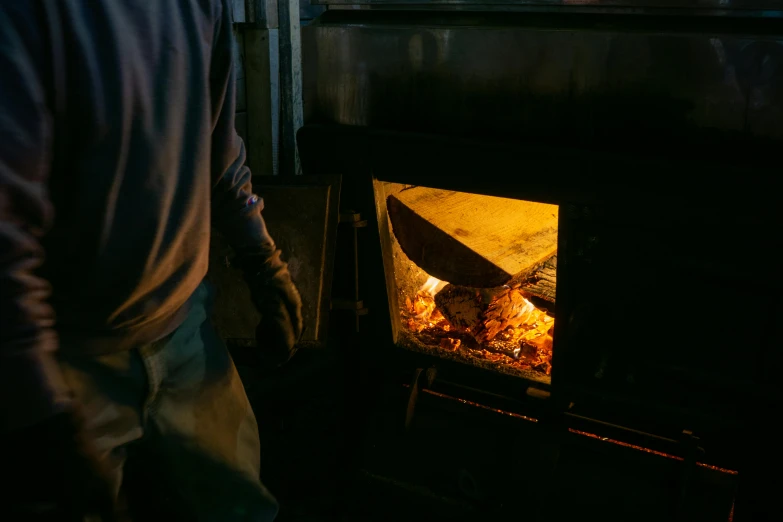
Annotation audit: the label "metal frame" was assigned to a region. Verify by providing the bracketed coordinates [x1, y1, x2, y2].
[312, 0, 783, 16]
[297, 122, 780, 446]
[251, 174, 342, 343]
[331, 211, 371, 332]
[208, 174, 341, 347]
[298, 125, 755, 520]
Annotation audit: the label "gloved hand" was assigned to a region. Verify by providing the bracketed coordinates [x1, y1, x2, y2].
[1, 405, 116, 521]
[238, 246, 304, 367]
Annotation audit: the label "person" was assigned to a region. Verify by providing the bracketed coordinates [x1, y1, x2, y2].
[0, 0, 303, 520]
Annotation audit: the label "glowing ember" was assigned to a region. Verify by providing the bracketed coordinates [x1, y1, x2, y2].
[401, 274, 554, 376]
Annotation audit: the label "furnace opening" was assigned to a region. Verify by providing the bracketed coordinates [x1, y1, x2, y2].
[374, 181, 558, 384]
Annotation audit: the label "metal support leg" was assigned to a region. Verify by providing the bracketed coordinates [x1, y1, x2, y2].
[332, 212, 369, 332]
[675, 429, 703, 520]
[404, 367, 438, 431]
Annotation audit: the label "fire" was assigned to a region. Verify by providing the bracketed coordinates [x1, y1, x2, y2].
[483, 295, 553, 354]
[404, 276, 450, 332]
[420, 276, 447, 296]
[402, 274, 554, 376]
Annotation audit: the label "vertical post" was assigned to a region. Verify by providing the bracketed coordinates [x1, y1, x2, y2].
[242, 0, 278, 176]
[277, 0, 303, 176]
[244, 28, 274, 176]
[230, 0, 246, 22]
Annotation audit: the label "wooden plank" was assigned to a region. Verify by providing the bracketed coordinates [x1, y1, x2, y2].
[230, 0, 246, 23]
[232, 28, 247, 112]
[387, 187, 558, 288]
[244, 28, 274, 176]
[278, 0, 303, 175]
[235, 111, 249, 147]
[247, 0, 278, 28]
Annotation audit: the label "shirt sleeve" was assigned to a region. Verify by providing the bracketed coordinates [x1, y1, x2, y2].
[209, 0, 276, 254]
[0, 3, 72, 432]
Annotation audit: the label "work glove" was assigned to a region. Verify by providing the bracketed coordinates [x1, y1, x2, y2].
[238, 245, 304, 368]
[1, 405, 116, 522]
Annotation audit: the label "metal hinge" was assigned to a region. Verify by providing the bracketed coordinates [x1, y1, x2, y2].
[405, 367, 438, 431]
[333, 210, 369, 331]
[339, 212, 368, 228]
[331, 298, 369, 315]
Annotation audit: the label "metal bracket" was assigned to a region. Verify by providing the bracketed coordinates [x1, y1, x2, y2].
[331, 298, 369, 316]
[333, 211, 369, 331]
[526, 385, 551, 400]
[675, 429, 704, 520]
[404, 367, 438, 431]
[339, 212, 368, 228]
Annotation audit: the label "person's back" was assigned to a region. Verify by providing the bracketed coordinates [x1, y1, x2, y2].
[16, 0, 245, 349]
[1, 1, 302, 519]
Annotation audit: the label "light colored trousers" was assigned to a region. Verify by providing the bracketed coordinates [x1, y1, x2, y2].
[59, 284, 278, 521]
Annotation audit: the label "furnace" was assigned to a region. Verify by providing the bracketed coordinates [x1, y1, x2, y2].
[374, 181, 559, 384]
[298, 2, 783, 517]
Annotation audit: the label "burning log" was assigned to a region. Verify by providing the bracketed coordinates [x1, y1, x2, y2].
[433, 283, 554, 347]
[433, 285, 485, 331]
[476, 286, 552, 343]
[407, 277, 554, 376]
[387, 187, 558, 288]
[520, 255, 557, 303]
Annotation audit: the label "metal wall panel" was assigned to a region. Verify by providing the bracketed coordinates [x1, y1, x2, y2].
[303, 12, 783, 145]
[311, 0, 783, 14]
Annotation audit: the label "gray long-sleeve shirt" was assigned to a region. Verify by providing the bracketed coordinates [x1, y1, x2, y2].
[0, 0, 274, 430]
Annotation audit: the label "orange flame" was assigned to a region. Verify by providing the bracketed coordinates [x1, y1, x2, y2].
[420, 276, 447, 296]
[404, 276, 450, 332]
